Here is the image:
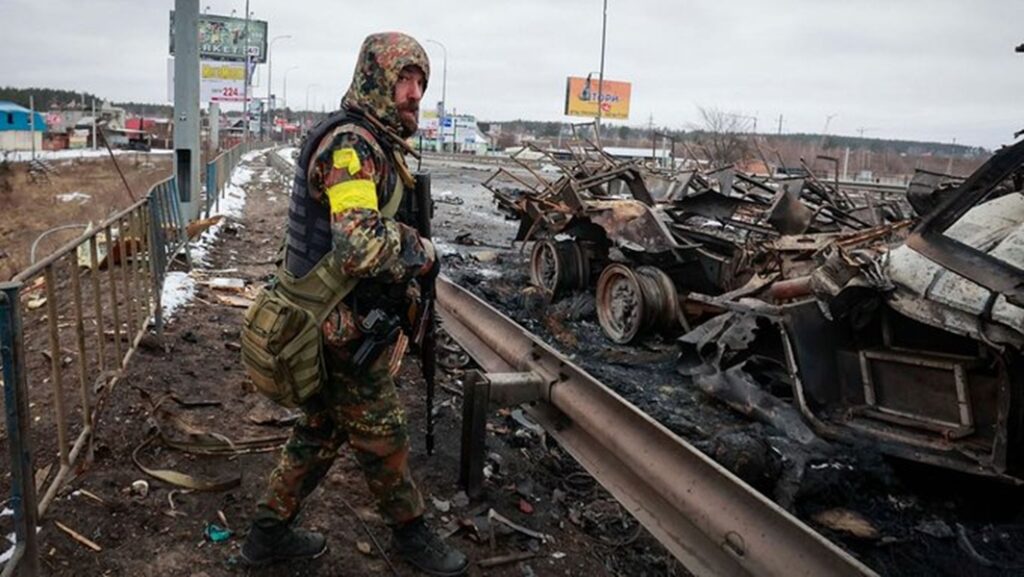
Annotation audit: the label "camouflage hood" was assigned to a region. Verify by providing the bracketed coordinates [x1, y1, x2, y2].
[342, 32, 430, 138]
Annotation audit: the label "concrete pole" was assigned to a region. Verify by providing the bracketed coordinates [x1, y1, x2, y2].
[209, 102, 220, 154]
[425, 39, 447, 153]
[91, 99, 97, 149]
[173, 0, 201, 223]
[242, 0, 250, 143]
[596, 0, 608, 137]
[842, 146, 850, 181]
[29, 95, 36, 160]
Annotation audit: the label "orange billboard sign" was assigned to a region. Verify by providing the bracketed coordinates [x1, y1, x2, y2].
[564, 76, 631, 120]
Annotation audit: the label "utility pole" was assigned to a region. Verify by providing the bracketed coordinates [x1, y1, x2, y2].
[452, 108, 458, 153]
[596, 0, 608, 136]
[173, 0, 201, 222]
[649, 113, 655, 159]
[776, 114, 783, 136]
[425, 39, 447, 153]
[267, 35, 291, 142]
[242, 0, 250, 143]
[209, 102, 220, 154]
[29, 95, 36, 161]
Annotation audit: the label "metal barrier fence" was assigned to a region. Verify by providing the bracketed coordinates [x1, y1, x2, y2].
[0, 174, 186, 576]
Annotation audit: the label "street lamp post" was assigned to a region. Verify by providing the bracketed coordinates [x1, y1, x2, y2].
[282, 65, 299, 123]
[242, 0, 250, 142]
[425, 39, 447, 153]
[305, 83, 321, 130]
[267, 35, 292, 141]
[596, 0, 608, 136]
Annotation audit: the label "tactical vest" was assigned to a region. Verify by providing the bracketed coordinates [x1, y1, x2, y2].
[240, 110, 405, 407]
[279, 110, 405, 313]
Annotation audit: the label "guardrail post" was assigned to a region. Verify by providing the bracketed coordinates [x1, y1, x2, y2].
[459, 370, 490, 498]
[204, 161, 216, 219]
[0, 282, 40, 577]
[147, 199, 165, 335]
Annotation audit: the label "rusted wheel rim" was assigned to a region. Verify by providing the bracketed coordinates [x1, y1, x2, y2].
[530, 240, 561, 298]
[530, 240, 588, 301]
[635, 266, 682, 332]
[596, 263, 645, 344]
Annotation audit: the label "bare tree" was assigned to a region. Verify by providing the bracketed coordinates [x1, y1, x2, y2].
[690, 106, 753, 167]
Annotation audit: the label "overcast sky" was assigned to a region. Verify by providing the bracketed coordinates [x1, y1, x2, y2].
[3, 0, 1023, 148]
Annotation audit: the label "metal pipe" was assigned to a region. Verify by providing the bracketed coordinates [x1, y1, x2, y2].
[68, 254, 90, 419]
[104, 224, 123, 364]
[43, 265, 70, 467]
[119, 217, 137, 342]
[436, 277, 877, 577]
[88, 235, 106, 372]
[425, 39, 447, 153]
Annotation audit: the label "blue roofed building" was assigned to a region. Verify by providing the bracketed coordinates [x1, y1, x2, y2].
[0, 101, 46, 152]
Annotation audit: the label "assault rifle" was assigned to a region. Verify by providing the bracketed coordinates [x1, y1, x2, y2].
[411, 172, 437, 455]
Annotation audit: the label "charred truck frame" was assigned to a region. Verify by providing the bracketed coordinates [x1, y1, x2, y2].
[485, 126, 1024, 482]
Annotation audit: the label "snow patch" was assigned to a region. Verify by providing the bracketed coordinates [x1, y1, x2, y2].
[276, 147, 298, 167]
[191, 157, 258, 265]
[241, 149, 265, 162]
[56, 191, 92, 204]
[0, 532, 16, 565]
[3, 149, 173, 163]
[161, 271, 196, 320]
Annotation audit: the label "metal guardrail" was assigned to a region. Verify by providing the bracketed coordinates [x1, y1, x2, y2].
[438, 277, 879, 577]
[0, 172, 189, 576]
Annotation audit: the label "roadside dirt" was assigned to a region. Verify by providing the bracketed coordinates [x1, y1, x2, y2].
[0, 152, 173, 280]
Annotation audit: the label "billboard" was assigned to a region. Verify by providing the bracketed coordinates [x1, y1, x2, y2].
[167, 59, 248, 102]
[564, 75, 631, 120]
[169, 12, 269, 63]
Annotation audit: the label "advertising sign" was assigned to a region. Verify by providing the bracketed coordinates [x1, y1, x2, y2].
[167, 59, 248, 102]
[564, 75, 631, 120]
[170, 12, 269, 63]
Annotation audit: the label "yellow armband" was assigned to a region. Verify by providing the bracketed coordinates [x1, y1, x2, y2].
[326, 179, 378, 214]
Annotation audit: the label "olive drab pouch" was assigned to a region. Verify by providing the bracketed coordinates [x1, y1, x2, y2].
[240, 286, 324, 407]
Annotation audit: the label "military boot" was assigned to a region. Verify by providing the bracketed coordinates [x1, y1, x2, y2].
[392, 517, 469, 576]
[239, 523, 327, 566]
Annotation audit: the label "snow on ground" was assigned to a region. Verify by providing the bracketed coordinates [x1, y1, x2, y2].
[276, 146, 297, 166]
[3, 149, 174, 163]
[159, 271, 197, 321]
[0, 507, 38, 567]
[241, 149, 265, 163]
[0, 532, 16, 565]
[191, 162, 256, 266]
[55, 192, 92, 203]
[156, 148, 266, 322]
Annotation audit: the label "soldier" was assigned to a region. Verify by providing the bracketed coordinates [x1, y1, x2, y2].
[240, 32, 468, 576]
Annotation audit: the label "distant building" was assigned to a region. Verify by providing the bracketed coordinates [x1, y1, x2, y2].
[417, 111, 491, 154]
[0, 101, 45, 151]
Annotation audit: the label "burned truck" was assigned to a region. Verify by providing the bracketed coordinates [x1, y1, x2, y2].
[485, 129, 899, 344]
[677, 141, 1024, 482]
[488, 131, 1024, 482]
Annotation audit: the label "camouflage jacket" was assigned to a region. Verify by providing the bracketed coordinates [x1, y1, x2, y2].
[312, 32, 432, 350]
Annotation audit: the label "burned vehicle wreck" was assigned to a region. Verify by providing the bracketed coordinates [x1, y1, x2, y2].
[678, 141, 1024, 482]
[489, 132, 1024, 482]
[784, 141, 1024, 481]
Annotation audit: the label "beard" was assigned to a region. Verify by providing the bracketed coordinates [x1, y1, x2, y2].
[397, 106, 419, 137]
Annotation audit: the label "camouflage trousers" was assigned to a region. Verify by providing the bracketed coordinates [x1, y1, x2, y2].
[254, 343, 425, 528]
